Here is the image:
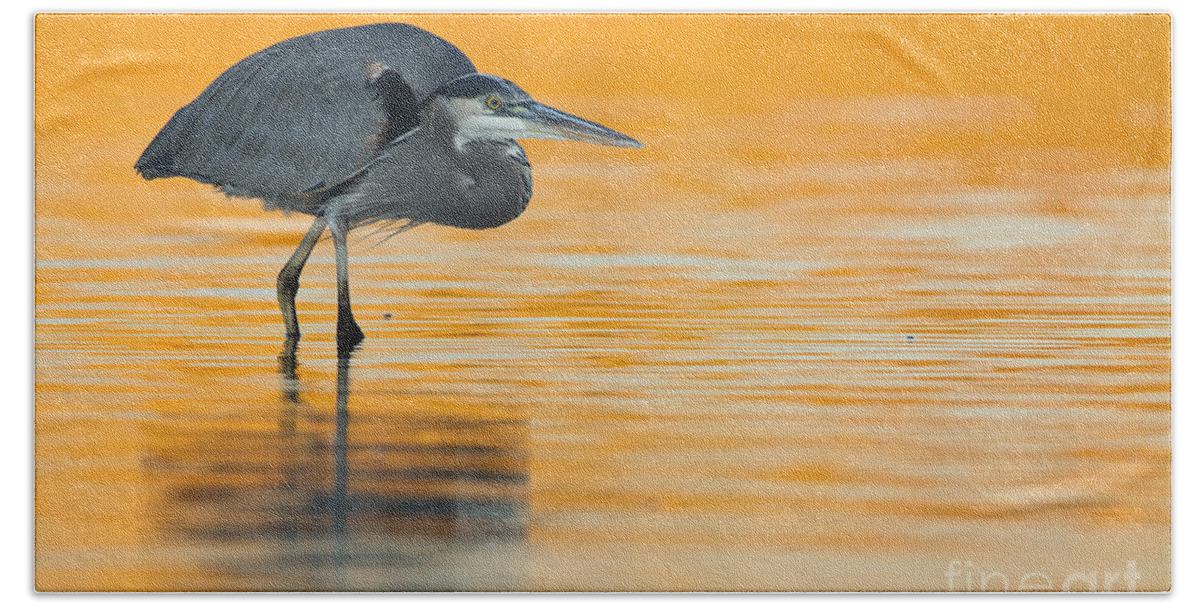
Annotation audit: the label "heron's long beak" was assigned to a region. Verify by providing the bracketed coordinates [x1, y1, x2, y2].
[522, 102, 643, 148]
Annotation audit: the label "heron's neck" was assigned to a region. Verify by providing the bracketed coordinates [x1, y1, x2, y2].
[422, 99, 533, 229]
[453, 141, 533, 229]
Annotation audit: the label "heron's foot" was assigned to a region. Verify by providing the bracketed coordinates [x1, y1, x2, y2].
[277, 276, 302, 335]
[336, 315, 365, 355]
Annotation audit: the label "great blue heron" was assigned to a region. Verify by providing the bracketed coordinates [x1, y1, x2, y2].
[136, 22, 641, 351]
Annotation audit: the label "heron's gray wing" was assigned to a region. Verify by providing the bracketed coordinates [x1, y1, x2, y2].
[135, 23, 475, 206]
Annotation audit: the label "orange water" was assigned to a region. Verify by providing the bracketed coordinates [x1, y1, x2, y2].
[35, 14, 1170, 591]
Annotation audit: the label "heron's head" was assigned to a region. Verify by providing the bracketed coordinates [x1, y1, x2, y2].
[433, 73, 642, 150]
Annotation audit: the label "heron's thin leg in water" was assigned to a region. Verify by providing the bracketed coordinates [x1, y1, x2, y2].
[277, 217, 328, 338]
[333, 220, 366, 349]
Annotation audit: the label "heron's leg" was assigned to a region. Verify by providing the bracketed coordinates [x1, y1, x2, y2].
[332, 220, 366, 350]
[277, 217, 328, 339]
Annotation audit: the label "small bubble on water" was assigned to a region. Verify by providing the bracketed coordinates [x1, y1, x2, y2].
[383, 313, 393, 320]
[905, 334, 915, 341]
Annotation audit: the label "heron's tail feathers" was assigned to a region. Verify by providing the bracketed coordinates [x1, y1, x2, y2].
[134, 142, 177, 180]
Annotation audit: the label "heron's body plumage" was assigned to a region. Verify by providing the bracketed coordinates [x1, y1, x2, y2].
[136, 23, 476, 217]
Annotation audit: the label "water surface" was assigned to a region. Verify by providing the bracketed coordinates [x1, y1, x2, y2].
[35, 15, 1170, 591]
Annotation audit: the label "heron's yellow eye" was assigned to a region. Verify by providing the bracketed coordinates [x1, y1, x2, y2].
[485, 96, 503, 110]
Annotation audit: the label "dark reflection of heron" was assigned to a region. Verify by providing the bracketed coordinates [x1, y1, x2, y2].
[147, 340, 530, 591]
